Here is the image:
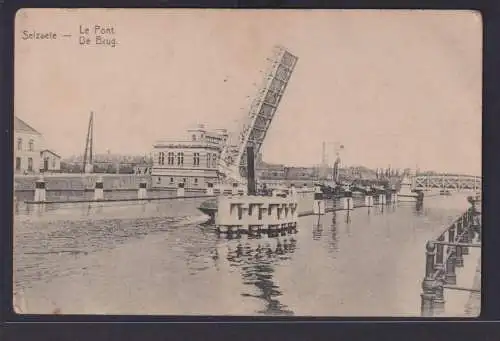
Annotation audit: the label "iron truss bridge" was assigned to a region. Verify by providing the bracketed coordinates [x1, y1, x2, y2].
[412, 174, 482, 192]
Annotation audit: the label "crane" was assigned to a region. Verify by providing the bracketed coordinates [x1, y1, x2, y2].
[82, 111, 94, 174]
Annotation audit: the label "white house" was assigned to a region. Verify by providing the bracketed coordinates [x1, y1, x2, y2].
[14, 117, 44, 174]
[40, 149, 61, 173]
[14, 116, 61, 174]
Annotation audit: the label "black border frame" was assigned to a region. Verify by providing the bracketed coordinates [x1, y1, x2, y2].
[2, 0, 500, 339]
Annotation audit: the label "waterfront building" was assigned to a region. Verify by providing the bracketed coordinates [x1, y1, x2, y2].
[284, 166, 317, 181]
[14, 117, 44, 174]
[40, 149, 61, 173]
[14, 116, 62, 175]
[151, 124, 228, 189]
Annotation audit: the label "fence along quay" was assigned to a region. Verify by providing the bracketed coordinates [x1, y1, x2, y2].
[420, 194, 482, 317]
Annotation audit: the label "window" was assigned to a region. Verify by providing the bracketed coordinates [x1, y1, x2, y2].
[182, 178, 186, 183]
[211, 154, 217, 168]
[158, 152, 165, 165]
[192, 134, 197, 141]
[170, 177, 174, 183]
[15, 157, 21, 170]
[193, 152, 200, 166]
[206, 153, 211, 168]
[177, 152, 184, 166]
[28, 139, 34, 152]
[157, 177, 161, 184]
[194, 178, 198, 185]
[17, 138, 22, 151]
[52, 158, 56, 168]
[167, 152, 174, 165]
[27, 157, 33, 171]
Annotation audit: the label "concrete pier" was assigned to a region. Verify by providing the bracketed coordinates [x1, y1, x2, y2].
[138, 181, 147, 199]
[215, 195, 299, 233]
[34, 177, 46, 202]
[206, 183, 214, 196]
[94, 177, 104, 201]
[177, 183, 185, 197]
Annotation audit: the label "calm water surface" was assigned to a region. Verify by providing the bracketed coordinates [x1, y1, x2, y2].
[14, 193, 472, 316]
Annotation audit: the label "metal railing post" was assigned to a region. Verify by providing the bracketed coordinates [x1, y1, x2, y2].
[433, 277, 445, 315]
[456, 219, 463, 240]
[448, 223, 455, 246]
[455, 241, 464, 267]
[467, 212, 474, 244]
[461, 215, 470, 255]
[445, 250, 457, 285]
[435, 235, 445, 271]
[421, 241, 437, 317]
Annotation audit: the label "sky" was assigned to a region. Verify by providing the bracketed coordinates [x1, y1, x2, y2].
[15, 9, 482, 175]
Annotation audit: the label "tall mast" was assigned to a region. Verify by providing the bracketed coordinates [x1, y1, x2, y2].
[82, 111, 94, 173]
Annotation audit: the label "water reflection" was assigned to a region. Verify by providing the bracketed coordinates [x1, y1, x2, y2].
[312, 216, 323, 240]
[329, 213, 339, 254]
[14, 194, 472, 315]
[387, 204, 397, 214]
[218, 232, 297, 316]
[346, 210, 352, 224]
[414, 201, 424, 215]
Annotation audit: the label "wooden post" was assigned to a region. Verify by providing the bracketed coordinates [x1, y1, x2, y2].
[421, 241, 437, 317]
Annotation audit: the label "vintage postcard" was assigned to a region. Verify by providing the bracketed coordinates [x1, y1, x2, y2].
[13, 9, 482, 317]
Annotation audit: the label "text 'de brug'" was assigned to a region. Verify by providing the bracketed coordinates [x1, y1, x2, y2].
[79, 24, 118, 48]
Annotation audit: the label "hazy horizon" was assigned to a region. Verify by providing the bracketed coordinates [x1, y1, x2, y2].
[15, 9, 482, 175]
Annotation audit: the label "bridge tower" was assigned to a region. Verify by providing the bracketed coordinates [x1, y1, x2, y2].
[219, 45, 299, 184]
[82, 111, 94, 174]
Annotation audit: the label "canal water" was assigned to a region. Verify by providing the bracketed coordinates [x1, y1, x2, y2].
[13, 193, 473, 316]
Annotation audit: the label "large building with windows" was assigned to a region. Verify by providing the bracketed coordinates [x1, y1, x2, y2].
[151, 124, 228, 189]
[14, 116, 61, 174]
[14, 116, 45, 174]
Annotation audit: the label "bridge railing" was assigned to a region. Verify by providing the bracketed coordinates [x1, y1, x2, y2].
[420, 196, 482, 317]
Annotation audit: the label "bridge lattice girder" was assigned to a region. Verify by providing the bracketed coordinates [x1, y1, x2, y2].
[218, 46, 298, 184]
[412, 175, 482, 191]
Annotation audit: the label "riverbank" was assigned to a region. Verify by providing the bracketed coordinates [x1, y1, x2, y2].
[14, 174, 150, 192]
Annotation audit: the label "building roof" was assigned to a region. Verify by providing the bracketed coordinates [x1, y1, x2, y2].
[40, 149, 61, 158]
[14, 116, 42, 135]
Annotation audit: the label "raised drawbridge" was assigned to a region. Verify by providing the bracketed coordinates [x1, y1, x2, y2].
[217, 45, 299, 185]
